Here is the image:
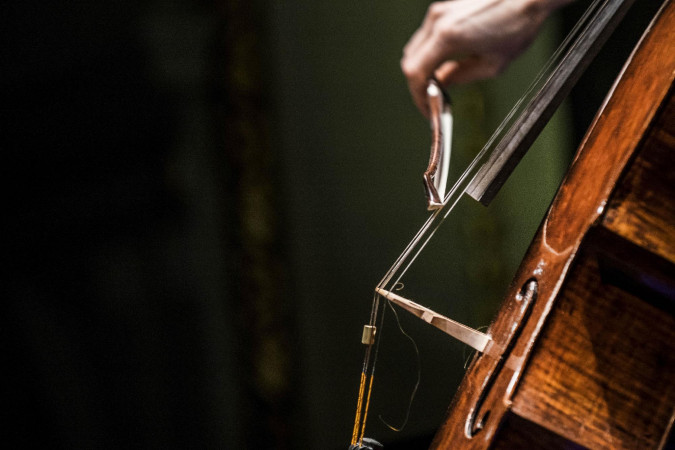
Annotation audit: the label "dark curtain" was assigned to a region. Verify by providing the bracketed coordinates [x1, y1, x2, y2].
[3, 1, 294, 448]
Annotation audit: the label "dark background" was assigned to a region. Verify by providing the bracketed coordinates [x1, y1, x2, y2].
[3, 0, 660, 448]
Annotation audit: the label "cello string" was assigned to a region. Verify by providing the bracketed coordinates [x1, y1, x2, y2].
[350, 371, 367, 444]
[362, 0, 607, 400]
[376, 0, 603, 291]
[352, 0, 610, 440]
[380, 0, 607, 290]
[356, 292, 389, 445]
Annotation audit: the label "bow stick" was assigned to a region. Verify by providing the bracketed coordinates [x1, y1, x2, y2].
[349, 0, 637, 447]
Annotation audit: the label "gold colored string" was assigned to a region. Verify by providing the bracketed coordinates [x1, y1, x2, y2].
[359, 373, 376, 443]
[349, 0, 611, 442]
[350, 371, 367, 445]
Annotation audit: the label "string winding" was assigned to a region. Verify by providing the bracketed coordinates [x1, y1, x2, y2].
[350, 0, 613, 445]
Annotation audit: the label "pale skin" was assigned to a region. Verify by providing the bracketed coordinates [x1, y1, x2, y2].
[401, 0, 575, 116]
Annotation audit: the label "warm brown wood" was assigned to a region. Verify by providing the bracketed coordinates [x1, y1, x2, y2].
[511, 239, 675, 449]
[591, 226, 675, 307]
[603, 93, 675, 265]
[491, 411, 584, 450]
[431, 1, 675, 448]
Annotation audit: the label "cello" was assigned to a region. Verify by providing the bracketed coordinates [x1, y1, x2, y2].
[351, 0, 675, 448]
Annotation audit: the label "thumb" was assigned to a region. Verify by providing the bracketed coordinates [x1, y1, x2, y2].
[435, 54, 508, 86]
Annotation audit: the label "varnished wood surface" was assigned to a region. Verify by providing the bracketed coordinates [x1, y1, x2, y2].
[507, 88, 675, 450]
[431, 1, 675, 448]
[491, 411, 586, 450]
[603, 93, 675, 265]
[512, 240, 675, 449]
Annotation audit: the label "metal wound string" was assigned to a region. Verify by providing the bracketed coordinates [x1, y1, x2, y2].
[375, 0, 605, 294]
[351, 0, 612, 442]
[374, 0, 609, 292]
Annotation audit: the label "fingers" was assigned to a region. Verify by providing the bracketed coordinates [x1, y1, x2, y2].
[401, 0, 546, 116]
[403, 51, 508, 117]
[402, 40, 452, 117]
[435, 54, 507, 86]
[404, 1, 452, 57]
[402, 2, 462, 116]
[403, 20, 430, 59]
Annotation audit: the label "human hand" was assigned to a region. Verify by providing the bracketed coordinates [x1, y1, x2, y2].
[401, 0, 573, 116]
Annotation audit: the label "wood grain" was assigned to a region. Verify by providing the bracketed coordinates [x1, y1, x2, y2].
[511, 241, 675, 449]
[603, 93, 675, 265]
[491, 411, 586, 450]
[430, 2, 675, 448]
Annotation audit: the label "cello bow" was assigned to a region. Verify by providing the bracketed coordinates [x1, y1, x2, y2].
[431, 0, 675, 448]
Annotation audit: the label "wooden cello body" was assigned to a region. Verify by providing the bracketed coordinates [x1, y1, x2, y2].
[431, 1, 675, 448]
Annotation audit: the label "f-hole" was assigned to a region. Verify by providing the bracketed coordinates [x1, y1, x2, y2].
[466, 279, 538, 437]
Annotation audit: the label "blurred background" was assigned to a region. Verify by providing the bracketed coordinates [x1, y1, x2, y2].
[3, 0, 659, 448]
